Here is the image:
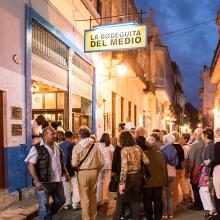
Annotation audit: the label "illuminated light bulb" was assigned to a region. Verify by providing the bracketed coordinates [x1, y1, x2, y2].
[212, 109, 218, 114]
[116, 63, 127, 77]
[197, 123, 202, 128]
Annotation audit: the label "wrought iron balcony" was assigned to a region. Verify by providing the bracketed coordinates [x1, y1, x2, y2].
[155, 76, 174, 101]
[144, 81, 156, 94]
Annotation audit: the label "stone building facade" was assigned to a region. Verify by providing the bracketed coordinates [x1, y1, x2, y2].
[200, 66, 216, 128]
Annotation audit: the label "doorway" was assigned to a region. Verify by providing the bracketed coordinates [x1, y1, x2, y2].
[0, 91, 5, 188]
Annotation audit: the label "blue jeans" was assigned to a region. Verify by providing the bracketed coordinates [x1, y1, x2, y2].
[36, 182, 65, 220]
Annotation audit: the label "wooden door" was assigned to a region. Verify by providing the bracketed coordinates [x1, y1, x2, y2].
[0, 91, 5, 188]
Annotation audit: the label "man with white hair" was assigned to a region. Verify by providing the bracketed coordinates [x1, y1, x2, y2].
[160, 134, 179, 219]
[187, 128, 205, 211]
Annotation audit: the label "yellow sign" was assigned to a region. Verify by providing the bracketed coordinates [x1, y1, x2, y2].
[84, 23, 147, 52]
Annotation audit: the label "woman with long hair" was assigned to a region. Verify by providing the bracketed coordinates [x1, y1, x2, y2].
[113, 130, 149, 220]
[96, 133, 115, 205]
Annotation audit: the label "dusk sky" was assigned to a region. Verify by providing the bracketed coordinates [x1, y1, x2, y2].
[135, 0, 220, 108]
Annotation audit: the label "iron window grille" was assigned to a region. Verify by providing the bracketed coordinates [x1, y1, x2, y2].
[32, 20, 69, 70]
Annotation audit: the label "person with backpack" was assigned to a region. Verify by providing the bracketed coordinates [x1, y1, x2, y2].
[25, 126, 70, 220]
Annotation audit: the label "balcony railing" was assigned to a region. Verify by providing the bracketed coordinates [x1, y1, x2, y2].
[156, 76, 173, 99]
[144, 81, 156, 94]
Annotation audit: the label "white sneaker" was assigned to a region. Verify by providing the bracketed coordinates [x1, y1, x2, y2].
[63, 204, 70, 210]
[72, 203, 81, 210]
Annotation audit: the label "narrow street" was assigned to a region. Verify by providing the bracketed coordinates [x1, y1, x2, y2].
[54, 204, 204, 220]
[1, 0, 220, 220]
[54, 193, 204, 220]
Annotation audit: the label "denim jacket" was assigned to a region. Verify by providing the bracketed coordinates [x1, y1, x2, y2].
[160, 144, 179, 167]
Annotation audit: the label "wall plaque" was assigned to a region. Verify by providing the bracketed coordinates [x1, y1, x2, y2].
[11, 106, 22, 120]
[12, 124, 22, 136]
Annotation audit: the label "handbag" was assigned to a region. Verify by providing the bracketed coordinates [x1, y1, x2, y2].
[192, 164, 202, 184]
[141, 161, 151, 185]
[109, 175, 119, 192]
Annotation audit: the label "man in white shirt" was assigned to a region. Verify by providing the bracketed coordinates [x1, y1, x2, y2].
[25, 126, 70, 220]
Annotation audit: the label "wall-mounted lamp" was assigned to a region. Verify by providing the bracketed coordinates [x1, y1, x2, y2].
[115, 60, 127, 77]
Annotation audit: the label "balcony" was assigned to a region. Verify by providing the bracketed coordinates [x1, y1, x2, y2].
[144, 81, 156, 94]
[155, 76, 174, 103]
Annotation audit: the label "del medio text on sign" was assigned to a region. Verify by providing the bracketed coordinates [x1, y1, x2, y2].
[84, 22, 147, 53]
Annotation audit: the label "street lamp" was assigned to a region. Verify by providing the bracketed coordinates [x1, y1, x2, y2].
[212, 108, 218, 114]
[115, 61, 127, 77]
[197, 123, 202, 128]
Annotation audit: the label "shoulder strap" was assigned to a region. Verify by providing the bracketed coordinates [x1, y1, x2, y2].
[78, 143, 95, 169]
[34, 142, 42, 152]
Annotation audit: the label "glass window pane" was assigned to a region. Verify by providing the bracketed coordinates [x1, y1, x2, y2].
[57, 93, 64, 109]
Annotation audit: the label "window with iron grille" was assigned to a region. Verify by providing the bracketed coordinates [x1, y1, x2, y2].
[32, 20, 68, 69]
[90, 0, 102, 15]
[72, 54, 93, 80]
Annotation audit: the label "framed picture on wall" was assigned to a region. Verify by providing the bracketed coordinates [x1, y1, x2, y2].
[82, 115, 89, 127]
[73, 113, 81, 133]
[32, 94, 43, 109]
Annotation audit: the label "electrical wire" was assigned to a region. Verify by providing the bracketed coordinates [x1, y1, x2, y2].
[160, 17, 215, 37]
[161, 20, 215, 40]
[174, 61, 206, 66]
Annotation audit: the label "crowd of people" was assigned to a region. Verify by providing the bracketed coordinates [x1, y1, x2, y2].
[25, 114, 220, 220]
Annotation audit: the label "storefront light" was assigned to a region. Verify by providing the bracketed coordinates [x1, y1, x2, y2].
[197, 123, 202, 128]
[212, 108, 218, 114]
